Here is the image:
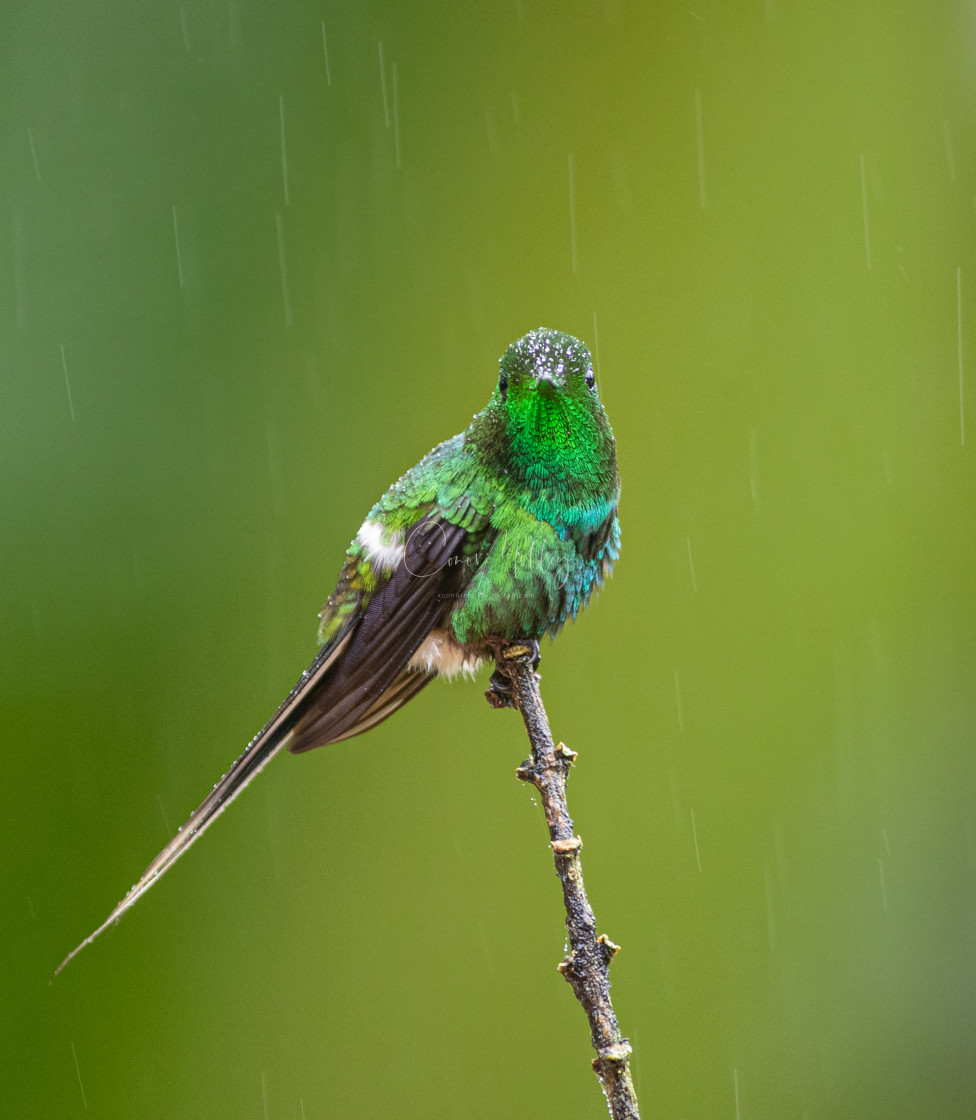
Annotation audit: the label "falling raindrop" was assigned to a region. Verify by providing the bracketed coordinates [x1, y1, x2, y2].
[60, 344, 75, 421]
[690, 808, 702, 871]
[172, 204, 184, 287]
[378, 43, 390, 127]
[279, 94, 290, 207]
[27, 126, 41, 183]
[321, 21, 331, 84]
[70, 1042, 88, 1111]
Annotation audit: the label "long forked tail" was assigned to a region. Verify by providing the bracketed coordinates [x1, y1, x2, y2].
[53, 637, 349, 979]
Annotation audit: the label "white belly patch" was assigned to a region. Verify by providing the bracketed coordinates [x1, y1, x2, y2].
[408, 629, 484, 679]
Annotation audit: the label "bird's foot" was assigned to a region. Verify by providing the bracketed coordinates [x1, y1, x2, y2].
[485, 666, 517, 708]
[484, 640, 540, 709]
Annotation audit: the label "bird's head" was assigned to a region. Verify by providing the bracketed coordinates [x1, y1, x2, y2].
[495, 327, 597, 410]
[483, 327, 616, 490]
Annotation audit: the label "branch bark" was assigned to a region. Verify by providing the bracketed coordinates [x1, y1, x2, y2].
[491, 642, 641, 1120]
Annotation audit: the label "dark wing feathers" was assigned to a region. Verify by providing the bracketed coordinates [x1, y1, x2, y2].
[289, 514, 469, 751]
[325, 667, 434, 744]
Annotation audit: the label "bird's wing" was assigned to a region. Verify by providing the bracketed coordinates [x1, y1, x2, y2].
[56, 498, 485, 974]
[289, 512, 472, 751]
[323, 665, 435, 744]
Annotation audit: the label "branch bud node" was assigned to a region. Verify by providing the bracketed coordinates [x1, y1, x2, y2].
[597, 933, 621, 963]
[595, 1040, 633, 1066]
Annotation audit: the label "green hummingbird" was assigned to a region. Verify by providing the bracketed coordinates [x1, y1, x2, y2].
[56, 327, 620, 975]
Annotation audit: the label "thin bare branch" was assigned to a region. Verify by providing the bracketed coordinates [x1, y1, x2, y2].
[491, 642, 641, 1120]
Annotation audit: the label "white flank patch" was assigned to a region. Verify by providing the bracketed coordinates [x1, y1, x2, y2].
[409, 629, 483, 679]
[356, 518, 405, 570]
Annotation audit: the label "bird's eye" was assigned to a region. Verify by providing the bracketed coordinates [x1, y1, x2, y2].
[585, 368, 596, 391]
[498, 373, 508, 402]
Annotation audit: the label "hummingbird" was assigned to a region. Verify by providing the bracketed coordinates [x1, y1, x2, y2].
[55, 327, 620, 975]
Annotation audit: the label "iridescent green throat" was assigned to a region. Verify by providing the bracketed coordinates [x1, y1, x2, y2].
[505, 388, 609, 488]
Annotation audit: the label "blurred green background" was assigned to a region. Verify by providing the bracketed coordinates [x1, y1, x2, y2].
[3, 1, 975, 1117]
